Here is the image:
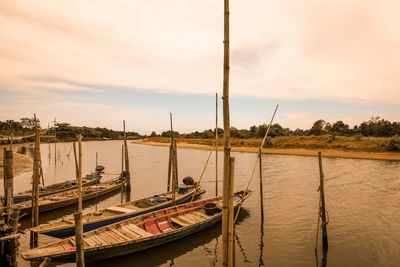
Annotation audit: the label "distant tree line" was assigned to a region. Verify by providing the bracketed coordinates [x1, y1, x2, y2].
[0, 118, 140, 141]
[153, 116, 400, 139]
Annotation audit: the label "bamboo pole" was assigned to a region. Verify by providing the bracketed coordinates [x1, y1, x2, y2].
[75, 134, 85, 267]
[216, 93, 219, 197]
[173, 138, 178, 184]
[259, 147, 264, 221]
[234, 104, 278, 223]
[171, 139, 178, 205]
[30, 114, 40, 248]
[123, 121, 131, 192]
[3, 148, 13, 218]
[73, 142, 79, 179]
[167, 113, 174, 192]
[222, 0, 232, 265]
[167, 138, 173, 192]
[318, 152, 328, 251]
[95, 152, 98, 211]
[227, 157, 235, 266]
[54, 118, 57, 164]
[121, 144, 124, 205]
[191, 145, 214, 201]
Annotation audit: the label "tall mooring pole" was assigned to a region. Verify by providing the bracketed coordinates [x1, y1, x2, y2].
[30, 114, 40, 248]
[75, 134, 85, 267]
[222, 0, 234, 266]
[318, 152, 328, 251]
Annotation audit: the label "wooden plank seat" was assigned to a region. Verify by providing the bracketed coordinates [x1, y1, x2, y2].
[125, 224, 153, 238]
[120, 226, 141, 239]
[106, 206, 135, 213]
[169, 217, 190, 227]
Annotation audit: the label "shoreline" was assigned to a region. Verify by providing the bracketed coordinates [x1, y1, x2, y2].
[137, 141, 400, 161]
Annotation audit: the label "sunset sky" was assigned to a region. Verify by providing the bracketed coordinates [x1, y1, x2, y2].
[1, 0, 399, 134]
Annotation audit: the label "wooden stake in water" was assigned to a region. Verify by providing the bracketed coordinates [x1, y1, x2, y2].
[95, 152, 98, 211]
[318, 152, 329, 251]
[30, 113, 40, 248]
[73, 142, 79, 179]
[123, 121, 131, 192]
[227, 157, 235, 266]
[171, 139, 178, 205]
[167, 113, 174, 192]
[215, 93, 219, 197]
[54, 118, 57, 165]
[259, 147, 264, 221]
[3, 148, 13, 218]
[75, 134, 85, 267]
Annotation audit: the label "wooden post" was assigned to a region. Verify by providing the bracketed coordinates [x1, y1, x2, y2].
[73, 142, 79, 179]
[167, 137, 173, 192]
[222, 0, 233, 265]
[167, 113, 174, 192]
[171, 139, 178, 205]
[75, 134, 85, 266]
[123, 121, 131, 192]
[54, 118, 57, 164]
[173, 138, 178, 183]
[227, 157, 235, 266]
[318, 152, 328, 251]
[30, 114, 40, 248]
[3, 148, 13, 218]
[95, 152, 98, 211]
[259, 147, 264, 221]
[215, 93, 219, 197]
[121, 144, 124, 205]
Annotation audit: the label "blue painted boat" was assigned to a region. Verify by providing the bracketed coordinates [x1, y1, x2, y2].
[29, 184, 206, 238]
[21, 190, 252, 263]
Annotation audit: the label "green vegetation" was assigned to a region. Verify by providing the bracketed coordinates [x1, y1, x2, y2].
[0, 118, 140, 141]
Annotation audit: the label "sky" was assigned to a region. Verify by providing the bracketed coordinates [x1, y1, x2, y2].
[0, 0, 399, 134]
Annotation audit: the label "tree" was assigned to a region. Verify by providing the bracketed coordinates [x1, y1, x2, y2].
[309, 120, 327, 135]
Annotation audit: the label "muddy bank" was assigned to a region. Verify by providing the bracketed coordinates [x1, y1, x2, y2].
[0, 143, 33, 178]
[137, 140, 400, 161]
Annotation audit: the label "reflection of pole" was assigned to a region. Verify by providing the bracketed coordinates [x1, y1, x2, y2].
[318, 152, 328, 251]
[171, 139, 178, 205]
[75, 134, 85, 267]
[95, 152, 98, 211]
[215, 93, 218, 197]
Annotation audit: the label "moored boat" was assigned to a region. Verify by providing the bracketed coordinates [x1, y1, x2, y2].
[21, 190, 252, 263]
[30, 182, 206, 238]
[2, 176, 123, 217]
[12, 166, 105, 204]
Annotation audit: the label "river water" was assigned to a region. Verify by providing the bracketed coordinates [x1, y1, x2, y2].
[4, 140, 400, 266]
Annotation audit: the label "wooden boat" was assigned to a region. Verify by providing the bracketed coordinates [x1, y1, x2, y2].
[2, 177, 123, 217]
[21, 190, 252, 263]
[12, 166, 105, 204]
[30, 184, 206, 238]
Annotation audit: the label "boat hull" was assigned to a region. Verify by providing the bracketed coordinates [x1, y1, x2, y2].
[37, 189, 204, 238]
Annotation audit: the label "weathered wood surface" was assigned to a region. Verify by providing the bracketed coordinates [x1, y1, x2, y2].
[21, 190, 252, 263]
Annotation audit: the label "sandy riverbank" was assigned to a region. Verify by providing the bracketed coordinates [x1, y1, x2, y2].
[0, 143, 33, 178]
[137, 140, 400, 161]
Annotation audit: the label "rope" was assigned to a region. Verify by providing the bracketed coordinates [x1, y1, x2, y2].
[234, 105, 279, 223]
[191, 143, 215, 201]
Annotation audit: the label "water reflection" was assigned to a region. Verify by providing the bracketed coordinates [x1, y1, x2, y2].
[7, 141, 400, 267]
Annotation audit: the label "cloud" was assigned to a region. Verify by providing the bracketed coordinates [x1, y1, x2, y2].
[1, 0, 399, 132]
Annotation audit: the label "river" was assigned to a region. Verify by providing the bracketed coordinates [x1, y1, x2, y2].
[4, 140, 400, 266]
